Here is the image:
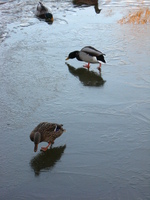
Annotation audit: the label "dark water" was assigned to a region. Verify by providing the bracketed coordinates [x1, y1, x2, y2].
[0, 0, 150, 199]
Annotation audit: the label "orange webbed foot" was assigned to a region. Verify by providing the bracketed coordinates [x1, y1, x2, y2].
[83, 63, 90, 70]
[97, 63, 101, 71]
[40, 142, 51, 152]
[40, 146, 48, 152]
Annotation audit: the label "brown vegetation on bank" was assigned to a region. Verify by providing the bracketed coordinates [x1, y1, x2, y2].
[118, 8, 150, 24]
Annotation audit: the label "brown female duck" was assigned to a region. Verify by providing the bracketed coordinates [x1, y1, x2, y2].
[30, 122, 65, 152]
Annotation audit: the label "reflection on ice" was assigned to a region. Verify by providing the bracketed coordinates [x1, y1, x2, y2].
[66, 63, 105, 87]
[30, 145, 66, 176]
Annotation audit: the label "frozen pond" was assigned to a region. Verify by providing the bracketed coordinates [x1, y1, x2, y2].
[0, 0, 150, 199]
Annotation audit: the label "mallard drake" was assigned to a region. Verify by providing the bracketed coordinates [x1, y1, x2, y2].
[30, 122, 66, 152]
[35, 2, 53, 23]
[66, 46, 106, 71]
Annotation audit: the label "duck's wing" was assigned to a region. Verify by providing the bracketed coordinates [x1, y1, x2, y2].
[37, 2, 48, 13]
[78, 51, 97, 63]
[41, 123, 64, 134]
[81, 46, 105, 56]
[45, 123, 65, 142]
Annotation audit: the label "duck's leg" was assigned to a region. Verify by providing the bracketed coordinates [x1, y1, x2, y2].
[97, 63, 101, 71]
[50, 142, 54, 149]
[83, 63, 90, 70]
[40, 142, 51, 152]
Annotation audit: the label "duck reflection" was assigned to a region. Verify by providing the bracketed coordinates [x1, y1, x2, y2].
[30, 145, 66, 176]
[73, 0, 101, 14]
[66, 63, 105, 87]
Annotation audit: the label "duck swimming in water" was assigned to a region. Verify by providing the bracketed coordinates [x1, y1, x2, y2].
[66, 46, 106, 71]
[30, 122, 65, 152]
[35, 2, 53, 23]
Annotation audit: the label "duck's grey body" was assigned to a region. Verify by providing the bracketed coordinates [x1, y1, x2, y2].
[80, 46, 106, 64]
[35, 2, 48, 16]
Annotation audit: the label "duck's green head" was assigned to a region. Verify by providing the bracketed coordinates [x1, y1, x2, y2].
[66, 51, 79, 60]
[45, 13, 54, 23]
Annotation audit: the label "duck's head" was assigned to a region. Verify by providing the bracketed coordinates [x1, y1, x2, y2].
[34, 132, 41, 152]
[66, 51, 79, 60]
[45, 13, 54, 23]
